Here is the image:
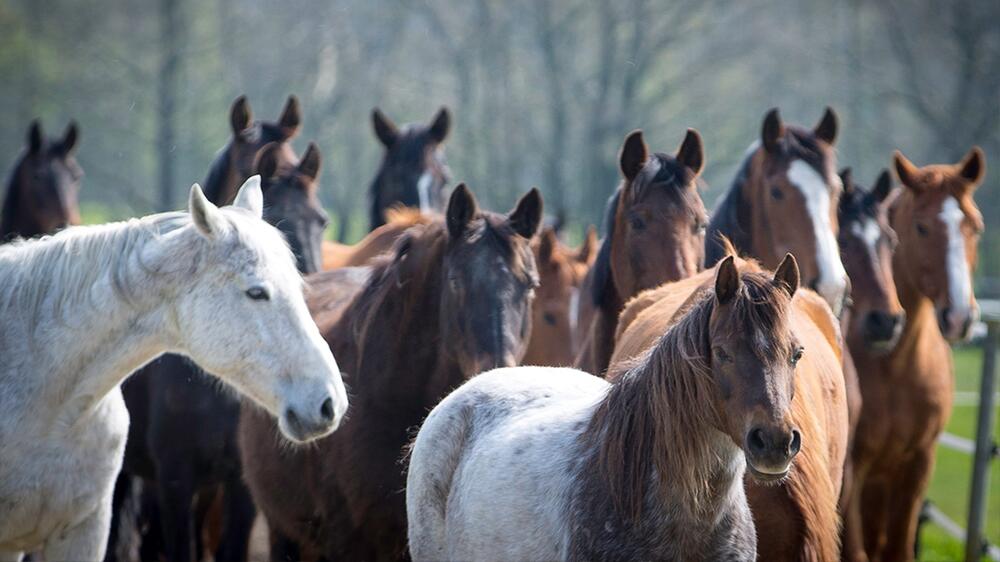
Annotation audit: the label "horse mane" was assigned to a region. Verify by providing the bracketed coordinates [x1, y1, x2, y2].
[383, 206, 432, 228]
[589, 265, 792, 522]
[589, 188, 620, 307]
[203, 143, 233, 205]
[0, 161, 22, 240]
[705, 148, 755, 268]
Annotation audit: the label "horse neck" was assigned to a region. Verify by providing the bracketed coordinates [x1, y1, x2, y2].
[1, 171, 34, 240]
[203, 147, 239, 206]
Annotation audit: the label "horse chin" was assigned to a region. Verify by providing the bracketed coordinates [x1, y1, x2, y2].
[746, 463, 791, 485]
[277, 409, 339, 444]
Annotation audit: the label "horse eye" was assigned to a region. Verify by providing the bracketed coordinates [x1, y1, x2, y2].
[791, 347, 804, 366]
[245, 286, 270, 301]
[915, 223, 929, 237]
[629, 213, 646, 231]
[694, 221, 707, 235]
[771, 187, 784, 200]
[714, 347, 732, 363]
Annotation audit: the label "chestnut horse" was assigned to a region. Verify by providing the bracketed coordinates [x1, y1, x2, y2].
[240, 184, 542, 560]
[610, 247, 849, 562]
[847, 148, 986, 562]
[706, 107, 849, 315]
[574, 128, 708, 375]
[368, 107, 451, 229]
[407, 255, 805, 561]
[1, 120, 81, 241]
[322, 207, 432, 270]
[522, 225, 597, 366]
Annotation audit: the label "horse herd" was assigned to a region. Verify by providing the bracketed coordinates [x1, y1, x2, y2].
[0, 96, 987, 562]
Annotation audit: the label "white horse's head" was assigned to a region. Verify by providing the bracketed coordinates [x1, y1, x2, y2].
[148, 176, 347, 442]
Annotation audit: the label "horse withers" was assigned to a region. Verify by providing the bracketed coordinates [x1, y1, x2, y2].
[0, 178, 347, 560]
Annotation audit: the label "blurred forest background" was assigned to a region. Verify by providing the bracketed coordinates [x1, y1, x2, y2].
[1, 0, 998, 284]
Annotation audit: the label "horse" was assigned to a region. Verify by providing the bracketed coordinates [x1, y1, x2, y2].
[367, 106, 451, 229]
[239, 183, 543, 560]
[847, 147, 986, 562]
[107, 143, 327, 562]
[835, 167, 903, 561]
[609, 243, 848, 562]
[705, 107, 849, 315]
[407, 254, 806, 561]
[573, 128, 708, 376]
[202, 95, 302, 205]
[1, 120, 82, 241]
[321, 207, 432, 270]
[522, 225, 597, 366]
[0, 178, 347, 561]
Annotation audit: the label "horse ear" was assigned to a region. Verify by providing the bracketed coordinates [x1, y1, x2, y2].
[60, 121, 79, 155]
[814, 106, 838, 145]
[299, 142, 322, 181]
[619, 130, 648, 181]
[428, 106, 451, 144]
[578, 225, 598, 264]
[761, 108, 784, 153]
[957, 146, 986, 186]
[872, 169, 894, 203]
[675, 128, 704, 176]
[230, 95, 252, 135]
[372, 108, 399, 147]
[839, 167, 854, 195]
[189, 183, 225, 237]
[253, 142, 282, 181]
[538, 228, 557, 264]
[893, 150, 921, 191]
[27, 120, 43, 154]
[278, 95, 302, 138]
[773, 253, 800, 297]
[508, 187, 544, 239]
[232, 176, 264, 218]
[714, 255, 740, 305]
[446, 183, 478, 238]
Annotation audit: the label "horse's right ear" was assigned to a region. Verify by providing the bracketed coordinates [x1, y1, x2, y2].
[428, 106, 451, 144]
[957, 146, 986, 187]
[675, 128, 704, 176]
[773, 253, 800, 297]
[508, 188, 543, 239]
[872, 169, 894, 203]
[715, 255, 740, 305]
[278, 95, 302, 138]
[372, 108, 399, 147]
[232, 176, 264, 218]
[254, 142, 282, 181]
[447, 183, 478, 238]
[761, 108, 784, 154]
[189, 183, 225, 237]
[27, 120, 43, 154]
[578, 225, 598, 264]
[893, 150, 921, 191]
[299, 142, 322, 181]
[230, 96, 252, 135]
[619, 130, 648, 181]
[60, 121, 79, 155]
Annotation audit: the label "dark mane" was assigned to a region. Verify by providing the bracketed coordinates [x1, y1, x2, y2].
[202, 143, 233, 205]
[589, 188, 621, 307]
[1, 162, 22, 241]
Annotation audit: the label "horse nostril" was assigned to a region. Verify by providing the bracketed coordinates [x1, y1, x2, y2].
[788, 429, 802, 456]
[748, 428, 766, 455]
[285, 407, 299, 426]
[320, 397, 335, 423]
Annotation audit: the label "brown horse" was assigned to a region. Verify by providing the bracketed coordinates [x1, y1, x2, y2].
[574, 128, 708, 376]
[202, 95, 302, 205]
[847, 148, 986, 562]
[522, 226, 597, 366]
[322, 207, 432, 270]
[368, 107, 451, 230]
[239, 184, 542, 560]
[706, 107, 849, 315]
[611, 247, 849, 562]
[1, 120, 81, 241]
[836, 167, 904, 561]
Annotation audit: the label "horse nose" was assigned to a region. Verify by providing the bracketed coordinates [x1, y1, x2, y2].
[864, 311, 903, 343]
[745, 426, 801, 478]
[320, 397, 335, 423]
[281, 393, 340, 443]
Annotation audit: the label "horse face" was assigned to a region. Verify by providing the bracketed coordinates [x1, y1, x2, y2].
[892, 148, 985, 342]
[171, 178, 347, 443]
[440, 185, 541, 376]
[224, 95, 302, 203]
[612, 130, 707, 297]
[756, 109, 848, 314]
[17, 121, 82, 234]
[524, 228, 581, 365]
[369, 107, 451, 227]
[837, 169, 904, 353]
[710, 255, 802, 483]
[256, 142, 329, 275]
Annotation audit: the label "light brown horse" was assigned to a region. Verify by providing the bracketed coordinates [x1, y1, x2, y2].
[321, 207, 432, 270]
[611, 247, 849, 562]
[574, 128, 708, 375]
[522, 226, 597, 366]
[847, 147, 986, 562]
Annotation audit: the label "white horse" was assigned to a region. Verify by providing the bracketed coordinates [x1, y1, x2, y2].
[0, 177, 348, 561]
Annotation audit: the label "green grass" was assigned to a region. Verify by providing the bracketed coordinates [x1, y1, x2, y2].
[918, 346, 1000, 561]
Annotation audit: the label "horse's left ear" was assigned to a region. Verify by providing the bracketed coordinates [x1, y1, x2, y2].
[773, 253, 800, 297]
[619, 130, 648, 181]
[299, 142, 322, 181]
[957, 146, 986, 187]
[578, 225, 598, 264]
[447, 183, 478, 238]
[814, 106, 838, 146]
[190, 183, 225, 237]
[27, 120, 43, 154]
[872, 169, 894, 203]
[60, 121, 79, 155]
[675, 128, 704, 176]
[839, 167, 854, 195]
[232, 176, 264, 218]
[428, 106, 451, 144]
[278, 95, 302, 138]
[508, 187, 544, 239]
[715, 255, 740, 305]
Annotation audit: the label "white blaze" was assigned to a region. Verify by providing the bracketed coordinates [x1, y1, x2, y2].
[787, 160, 848, 312]
[416, 172, 433, 213]
[850, 217, 881, 256]
[940, 197, 973, 333]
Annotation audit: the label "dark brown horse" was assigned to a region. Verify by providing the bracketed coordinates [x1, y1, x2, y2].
[706, 107, 849, 315]
[239, 184, 542, 561]
[368, 107, 451, 230]
[1, 120, 81, 241]
[203, 95, 302, 205]
[847, 148, 986, 562]
[574, 128, 708, 375]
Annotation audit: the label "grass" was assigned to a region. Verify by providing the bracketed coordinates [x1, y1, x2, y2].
[917, 346, 1000, 562]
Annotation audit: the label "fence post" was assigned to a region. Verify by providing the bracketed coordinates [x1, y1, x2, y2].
[966, 320, 999, 562]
